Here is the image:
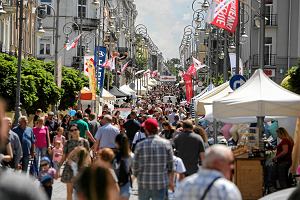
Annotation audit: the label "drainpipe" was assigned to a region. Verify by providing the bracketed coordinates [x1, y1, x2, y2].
[287, 0, 291, 72]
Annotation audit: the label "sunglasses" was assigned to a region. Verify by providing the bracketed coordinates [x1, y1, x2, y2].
[40, 163, 48, 167]
[69, 128, 78, 132]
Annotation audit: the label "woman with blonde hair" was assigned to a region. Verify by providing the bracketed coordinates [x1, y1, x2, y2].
[268, 127, 294, 190]
[56, 124, 90, 200]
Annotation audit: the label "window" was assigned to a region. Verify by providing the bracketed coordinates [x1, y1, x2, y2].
[264, 37, 272, 66]
[39, 38, 51, 55]
[40, 0, 52, 15]
[78, 0, 87, 18]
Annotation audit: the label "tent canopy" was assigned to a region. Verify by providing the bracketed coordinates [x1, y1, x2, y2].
[196, 82, 233, 116]
[119, 85, 136, 95]
[213, 69, 300, 119]
[109, 86, 129, 98]
[102, 88, 116, 101]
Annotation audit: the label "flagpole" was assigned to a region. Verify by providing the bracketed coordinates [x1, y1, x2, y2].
[235, 0, 240, 75]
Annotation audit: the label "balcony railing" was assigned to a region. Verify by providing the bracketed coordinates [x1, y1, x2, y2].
[265, 14, 277, 26]
[252, 54, 276, 67]
[73, 17, 100, 31]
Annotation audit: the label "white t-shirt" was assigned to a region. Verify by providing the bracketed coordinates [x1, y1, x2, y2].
[132, 131, 146, 144]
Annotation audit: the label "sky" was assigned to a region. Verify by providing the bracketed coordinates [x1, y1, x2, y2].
[134, 0, 193, 60]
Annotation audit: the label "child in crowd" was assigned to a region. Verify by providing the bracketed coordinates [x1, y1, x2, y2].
[53, 127, 66, 147]
[38, 157, 57, 199]
[51, 140, 63, 170]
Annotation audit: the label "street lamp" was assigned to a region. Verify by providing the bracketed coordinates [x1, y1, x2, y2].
[92, 0, 100, 6]
[0, 1, 6, 14]
[36, 19, 46, 37]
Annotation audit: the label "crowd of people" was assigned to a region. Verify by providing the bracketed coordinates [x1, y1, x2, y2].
[0, 83, 299, 200]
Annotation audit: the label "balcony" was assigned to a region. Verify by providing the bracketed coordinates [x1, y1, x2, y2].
[266, 14, 277, 27]
[73, 17, 100, 31]
[252, 54, 276, 67]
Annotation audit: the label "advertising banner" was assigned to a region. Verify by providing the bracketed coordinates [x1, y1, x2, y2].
[183, 74, 193, 103]
[94, 46, 107, 97]
[84, 56, 97, 100]
[208, 0, 239, 33]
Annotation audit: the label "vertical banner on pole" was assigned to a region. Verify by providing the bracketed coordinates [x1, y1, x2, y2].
[183, 74, 193, 103]
[94, 46, 107, 97]
[84, 56, 97, 100]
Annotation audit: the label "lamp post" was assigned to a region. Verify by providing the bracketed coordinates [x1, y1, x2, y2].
[14, 0, 24, 125]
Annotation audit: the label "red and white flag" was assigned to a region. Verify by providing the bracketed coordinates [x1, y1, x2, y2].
[151, 70, 158, 78]
[187, 64, 197, 76]
[192, 57, 206, 70]
[121, 60, 130, 73]
[207, 0, 239, 33]
[64, 33, 82, 51]
[102, 58, 112, 69]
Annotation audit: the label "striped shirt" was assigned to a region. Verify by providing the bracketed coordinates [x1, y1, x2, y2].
[175, 168, 242, 200]
[133, 135, 173, 190]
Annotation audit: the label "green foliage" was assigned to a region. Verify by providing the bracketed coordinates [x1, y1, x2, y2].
[58, 66, 88, 110]
[164, 58, 181, 76]
[0, 53, 61, 114]
[281, 66, 300, 95]
[211, 74, 225, 86]
[0, 53, 88, 114]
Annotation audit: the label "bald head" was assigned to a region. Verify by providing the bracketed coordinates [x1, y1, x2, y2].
[203, 145, 234, 180]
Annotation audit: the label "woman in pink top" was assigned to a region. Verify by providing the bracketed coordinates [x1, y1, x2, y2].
[33, 117, 51, 169]
[51, 140, 63, 170]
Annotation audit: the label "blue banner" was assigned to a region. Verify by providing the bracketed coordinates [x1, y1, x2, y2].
[94, 46, 107, 97]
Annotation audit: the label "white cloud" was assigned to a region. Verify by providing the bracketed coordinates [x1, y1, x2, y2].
[134, 0, 192, 59]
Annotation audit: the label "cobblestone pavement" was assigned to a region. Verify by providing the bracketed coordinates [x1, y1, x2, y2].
[52, 178, 139, 200]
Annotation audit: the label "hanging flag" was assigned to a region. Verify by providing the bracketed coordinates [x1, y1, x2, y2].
[183, 73, 193, 103]
[102, 58, 112, 69]
[151, 70, 158, 78]
[110, 57, 116, 70]
[192, 57, 207, 70]
[187, 64, 197, 76]
[121, 60, 130, 73]
[207, 0, 239, 33]
[64, 33, 82, 51]
[83, 56, 93, 77]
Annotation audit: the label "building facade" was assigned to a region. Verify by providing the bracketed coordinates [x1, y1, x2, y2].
[0, 0, 37, 57]
[36, 0, 137, 68]
[241, 0, 300, 83]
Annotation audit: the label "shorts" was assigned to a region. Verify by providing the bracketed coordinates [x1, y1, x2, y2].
[120, 182, 131, 198]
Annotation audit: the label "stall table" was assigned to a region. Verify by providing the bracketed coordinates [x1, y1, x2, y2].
[234, 153, 265, 200]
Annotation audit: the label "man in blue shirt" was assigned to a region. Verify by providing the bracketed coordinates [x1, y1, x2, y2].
[12, 116, 35, 172]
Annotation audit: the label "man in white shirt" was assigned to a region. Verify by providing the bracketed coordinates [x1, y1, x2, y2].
[168, 109, 178, 125]
[94, 115, 120, 150]
[175, 145, 242, 200]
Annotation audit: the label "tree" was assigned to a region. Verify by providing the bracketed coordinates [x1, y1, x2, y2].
[0, 53, 61, 114]
[164, 58, 181, 76]
[58, 66, 88, 110]
[281, 65, 300, 95]
[0, 53, 88, 113]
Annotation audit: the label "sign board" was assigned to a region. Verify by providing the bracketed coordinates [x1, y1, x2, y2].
[159, 76, 177, 82]
[229, 74, 246, 90]
[94, 46, 107, 97]
[263, 69, 276, 77]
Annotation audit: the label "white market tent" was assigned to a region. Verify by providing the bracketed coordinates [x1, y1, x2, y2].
[102, 88, 116, 102]
[193, 83, 215, 100]
[213, 69, 300, 119]
[119, 85, 136, 96]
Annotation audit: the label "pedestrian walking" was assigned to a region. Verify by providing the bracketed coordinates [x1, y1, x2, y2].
[94, 115, 120, 151]
[113, 134, 133, 200]
[133, 118, 174, 200]
[38, 157, 56, 199]
[12, 116, 35, 172]
[174, 120, 205, 176]
[70, 111, 95, 143]
[124, 110, 140, 145]
[45, 112, 59, 143]
[56, 124, 90, 200]
[175, 145, 242, 200]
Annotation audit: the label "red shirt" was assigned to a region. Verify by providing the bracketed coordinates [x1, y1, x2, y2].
[276, 138, 294, 163]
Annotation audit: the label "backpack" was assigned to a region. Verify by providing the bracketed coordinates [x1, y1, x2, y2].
[113, 154, 131, 187]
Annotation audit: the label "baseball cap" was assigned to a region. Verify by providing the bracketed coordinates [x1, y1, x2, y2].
[141, 118, 158, 131]
[41, 156, 51, 164]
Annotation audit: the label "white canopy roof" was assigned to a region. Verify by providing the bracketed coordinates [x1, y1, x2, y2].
[213, 69, 300, 119]
[102, 88, 116, 101]
[196, 82, 233, 116]
[119, 85, 136, 95]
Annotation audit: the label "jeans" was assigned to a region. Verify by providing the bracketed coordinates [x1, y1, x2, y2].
[138, 188, 168, 200]
[36, 147, 48, 171]
[120, 182, 131, 198]
[22, 155, 30, 172]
